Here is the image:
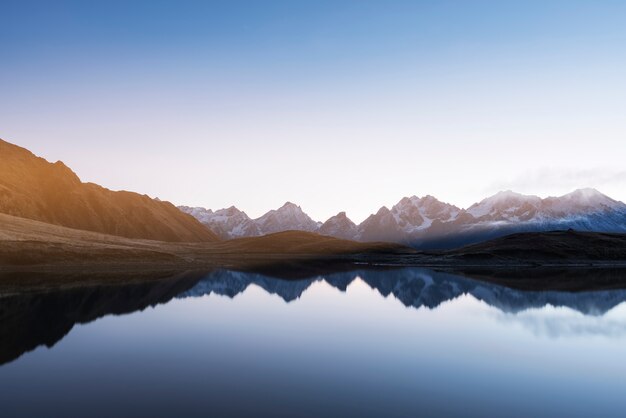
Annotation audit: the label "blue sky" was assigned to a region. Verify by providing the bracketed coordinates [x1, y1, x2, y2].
[2, 1, 626, 222]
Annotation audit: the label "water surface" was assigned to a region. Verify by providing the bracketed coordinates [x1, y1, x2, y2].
[2, 267, 626, 417]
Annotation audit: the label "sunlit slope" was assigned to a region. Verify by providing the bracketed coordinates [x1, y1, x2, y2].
[0, 139, 218, 242]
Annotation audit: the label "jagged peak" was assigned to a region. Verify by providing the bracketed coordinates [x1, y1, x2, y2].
[55, 162, 82, 184]
[324, 211, 355, 224]
[482, 190, 539, 202]
[215, 205, 247, 216]
[548, 188, 623, 211]
[324, 211, 348, 219]
[466, 190, 541, 218]
[399, 195, 430, 204]
[396, 194, 454, 208]
[562, 188, 609, 200]
[421, 194, 439, 202]
[222, 205, 243, 213]
[180, 205, 213, 214]
[375, 206, 391, 215]
[281, 201, 298, 207]
[469, 190, 539, 206]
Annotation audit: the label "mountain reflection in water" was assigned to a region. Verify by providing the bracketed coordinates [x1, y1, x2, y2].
[2, 267, 626, 366]
[180, 268, 626, 315]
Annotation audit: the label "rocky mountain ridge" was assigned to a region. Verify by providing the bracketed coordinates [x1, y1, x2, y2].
[181, 188, 626, 248]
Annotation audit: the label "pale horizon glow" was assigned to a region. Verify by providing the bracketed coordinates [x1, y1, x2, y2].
[2, 1, 626, 223]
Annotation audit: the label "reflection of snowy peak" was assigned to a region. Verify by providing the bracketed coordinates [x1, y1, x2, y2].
[178, 270, 315, 302]
[178, 268, 626, 316]
[180, 189, 626, 248]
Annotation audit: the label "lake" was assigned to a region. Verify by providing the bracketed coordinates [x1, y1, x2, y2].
[2, 267, 626, 417]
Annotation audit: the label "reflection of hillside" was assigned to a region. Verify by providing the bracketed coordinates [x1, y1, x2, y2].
[0, 272, 203, 366]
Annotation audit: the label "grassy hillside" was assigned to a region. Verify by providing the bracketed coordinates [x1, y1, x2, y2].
[0, 213, 411, 270]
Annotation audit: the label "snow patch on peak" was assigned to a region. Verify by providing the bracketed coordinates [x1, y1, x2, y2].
[180, 189, 626, 247]
[391, 195, 460, 232]
[179, 205, 259, 239]
[467, 191, 541, 219]
[545, 188, 624, 215]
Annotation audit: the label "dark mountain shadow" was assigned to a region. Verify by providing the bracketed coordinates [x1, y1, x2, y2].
[4, 266, 626, 367]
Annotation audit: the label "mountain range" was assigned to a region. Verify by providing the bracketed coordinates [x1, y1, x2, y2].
[3, 136, 626, 250]
[181, 189, 626, 248]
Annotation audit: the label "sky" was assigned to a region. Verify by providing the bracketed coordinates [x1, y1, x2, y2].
[2, 0, 626, 223]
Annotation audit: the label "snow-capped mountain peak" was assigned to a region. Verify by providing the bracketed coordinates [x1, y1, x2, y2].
[551, 188, 622, 211]
[255, 202, 320, 234]
[466, 191, 542, 220]
[178, 206, 214, 223]
[179, 205, 259, 239]
[179, 189, 626, 248]
[390, 195, 459, 232]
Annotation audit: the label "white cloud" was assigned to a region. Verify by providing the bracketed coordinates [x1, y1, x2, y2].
[486, 167, 626, 200]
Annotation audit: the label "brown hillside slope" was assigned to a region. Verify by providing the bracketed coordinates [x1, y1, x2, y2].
[0, 213, 411, 270]
[0, 139, 218, 242]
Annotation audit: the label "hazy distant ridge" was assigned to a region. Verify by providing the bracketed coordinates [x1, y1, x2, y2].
[181, 189, 626, 248]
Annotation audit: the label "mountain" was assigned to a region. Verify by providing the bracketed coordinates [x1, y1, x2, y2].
[0, 139, 218, 242]
[465, 188, 625, 224]
[318, 212, 358, 240]
[466, 190, 543, 221]
[444, 188, 626, 248]
[178, 206, 261, 239]
[181, 202, 321, 238]
[359, 195, 461, 243]
[182, 189, 626, 249]
[255, 202, 321, 234]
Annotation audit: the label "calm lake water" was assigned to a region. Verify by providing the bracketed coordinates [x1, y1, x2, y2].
[2, 267, 626, 417]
